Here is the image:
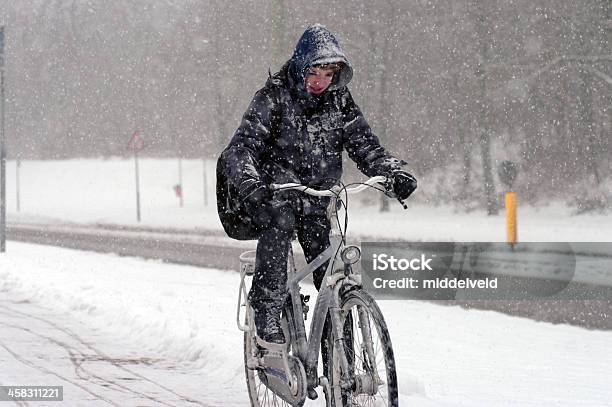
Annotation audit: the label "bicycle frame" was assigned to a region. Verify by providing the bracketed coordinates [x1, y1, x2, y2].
[238, 176, 387, 398]
[284, 206, 362, 392]
[282, 178, 390, 393]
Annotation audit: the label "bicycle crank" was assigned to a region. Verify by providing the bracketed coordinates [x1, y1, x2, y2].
[258, 350, 307, 406]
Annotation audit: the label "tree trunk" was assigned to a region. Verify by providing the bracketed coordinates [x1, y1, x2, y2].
[379, 31, 391, 212]
[473, 3, 498, 215]
[271, 0, 287, 71]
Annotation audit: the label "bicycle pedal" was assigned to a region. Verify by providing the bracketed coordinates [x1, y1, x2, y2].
[246, 354, 262, 370]
[318, 376, 332, 406]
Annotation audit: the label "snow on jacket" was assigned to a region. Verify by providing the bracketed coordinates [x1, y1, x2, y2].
[217, 24, 406, 239]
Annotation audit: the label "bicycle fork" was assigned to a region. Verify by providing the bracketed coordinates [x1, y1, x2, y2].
[328, 280, 383, 396]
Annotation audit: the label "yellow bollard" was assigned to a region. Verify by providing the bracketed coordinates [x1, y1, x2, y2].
[505, 192, 517, 245]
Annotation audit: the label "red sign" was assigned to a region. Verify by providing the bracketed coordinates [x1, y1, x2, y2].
[173, 184, 183, 198]
[128, 131, 145, 151]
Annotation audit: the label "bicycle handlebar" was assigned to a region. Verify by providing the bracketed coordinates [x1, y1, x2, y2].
[270, 175, 388, 197]
[271, 175, 410, 210]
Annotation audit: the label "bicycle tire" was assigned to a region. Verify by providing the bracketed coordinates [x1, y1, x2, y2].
[326, 289, 399, 406]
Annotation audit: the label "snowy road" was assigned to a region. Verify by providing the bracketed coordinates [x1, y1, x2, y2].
[1, 242, 611, 406]
[0, 294, 211, 407]
[7, 222, 252, 270]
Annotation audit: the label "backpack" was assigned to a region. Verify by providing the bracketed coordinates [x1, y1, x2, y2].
[216, 151, 260, 241]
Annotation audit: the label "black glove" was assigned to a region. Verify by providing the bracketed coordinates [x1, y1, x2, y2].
[391, 170, 417, 200]
[239, 179, 293, 230]
[239, 179, 272, 216]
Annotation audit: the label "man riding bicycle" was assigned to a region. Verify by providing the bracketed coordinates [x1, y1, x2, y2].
[217, 24, 417, 347]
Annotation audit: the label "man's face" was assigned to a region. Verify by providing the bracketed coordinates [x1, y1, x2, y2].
[304, 66, 335, 95]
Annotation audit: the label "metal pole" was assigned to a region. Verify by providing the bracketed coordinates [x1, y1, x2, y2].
[202, 158, 208, 207]
[134, 146, 141, 222]
[178, 157, 183, 208]
[16, 158, 20, 212]
[0, 26, 6, 252]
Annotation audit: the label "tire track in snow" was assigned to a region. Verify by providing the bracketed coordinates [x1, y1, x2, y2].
[0, 304, 208, 407]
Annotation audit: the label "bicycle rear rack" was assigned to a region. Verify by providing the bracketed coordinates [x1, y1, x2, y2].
[237, 250, 256, 332]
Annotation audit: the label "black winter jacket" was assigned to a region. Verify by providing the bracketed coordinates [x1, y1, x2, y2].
[217, 24, 405, 240]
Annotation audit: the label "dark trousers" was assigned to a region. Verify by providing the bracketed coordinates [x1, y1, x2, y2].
[248, 204, 331, 314]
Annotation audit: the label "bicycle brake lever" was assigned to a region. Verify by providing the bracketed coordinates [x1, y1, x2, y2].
[382, 178, 395, 198]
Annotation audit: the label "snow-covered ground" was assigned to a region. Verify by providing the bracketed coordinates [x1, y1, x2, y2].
[5, 158, 612, 241]
[1, 242, 611, 406]
[0, 290, 212, 406]
[2, 158, 611, 405]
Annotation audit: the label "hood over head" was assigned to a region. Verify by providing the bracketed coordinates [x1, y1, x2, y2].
[288, 24, 353, 94]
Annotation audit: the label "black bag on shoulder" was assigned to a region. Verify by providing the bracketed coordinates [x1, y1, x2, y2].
[216, 152, 260, 241]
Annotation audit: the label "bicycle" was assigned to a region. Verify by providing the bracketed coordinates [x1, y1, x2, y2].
[236, 176, 401, 407]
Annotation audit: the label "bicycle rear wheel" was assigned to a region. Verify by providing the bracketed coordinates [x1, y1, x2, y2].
[327, 290, 399, 406]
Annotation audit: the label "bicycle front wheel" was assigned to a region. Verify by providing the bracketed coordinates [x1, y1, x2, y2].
[327, 290, 399, 406]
